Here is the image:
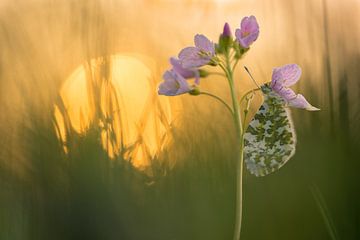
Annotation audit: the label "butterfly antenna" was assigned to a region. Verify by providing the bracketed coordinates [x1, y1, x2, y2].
[244, 66, 261, 89]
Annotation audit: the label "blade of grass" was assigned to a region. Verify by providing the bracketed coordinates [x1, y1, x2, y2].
[310, 183, 339, 240]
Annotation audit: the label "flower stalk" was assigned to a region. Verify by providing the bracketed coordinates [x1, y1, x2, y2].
[223, 50, 244, 240]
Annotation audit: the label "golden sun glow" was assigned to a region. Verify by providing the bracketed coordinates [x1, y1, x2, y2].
[55, 54, 175, 169]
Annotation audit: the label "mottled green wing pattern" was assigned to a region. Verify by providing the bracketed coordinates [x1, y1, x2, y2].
[243, 84, 296, 177]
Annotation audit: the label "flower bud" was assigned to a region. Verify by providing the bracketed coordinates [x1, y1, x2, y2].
[198, 69, 209, 78]
[188, 86, 201, 96]
[222, 22, 232, 37]
[217, 22, 233, 54]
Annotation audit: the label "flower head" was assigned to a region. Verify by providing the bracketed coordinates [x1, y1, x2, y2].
[270, 64, 320, 111]
[178, 34, 215, 68]
[158, 70, 192, 96]
[235, 16, 259, 48]
[170, 57, 200, 84]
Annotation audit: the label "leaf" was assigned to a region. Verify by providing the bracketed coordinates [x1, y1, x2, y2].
[243, 84, 296, 177]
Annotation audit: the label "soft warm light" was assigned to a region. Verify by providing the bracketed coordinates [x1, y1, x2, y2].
[55, 54, 174, 169]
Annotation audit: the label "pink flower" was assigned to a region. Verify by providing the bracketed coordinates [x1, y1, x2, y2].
[235, 16, 259, 48]
[178, 34, 215, 68]
[170, 57, 200, 84]
[158, 70, 192, 96]
[271, 64, 320, 111]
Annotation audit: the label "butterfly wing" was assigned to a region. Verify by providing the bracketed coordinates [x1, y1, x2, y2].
[243, 84, 296, 177]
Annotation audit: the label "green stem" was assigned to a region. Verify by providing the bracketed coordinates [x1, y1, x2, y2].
[232, 58, 240, 73]
[199, 91, 234, 116]
[225, 56, 242, 138]
[234, 141, 244, 240]
[223, 51, 244, 240]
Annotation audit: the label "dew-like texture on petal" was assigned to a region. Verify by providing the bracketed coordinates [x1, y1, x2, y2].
[288, 94, 320, 111]
[158, 70, 191, 96]
[271, 64, 302, 87]
[194, 34, 215, 54]
[235, 15, 259, 48]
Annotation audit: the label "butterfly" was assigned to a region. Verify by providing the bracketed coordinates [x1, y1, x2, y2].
[243, 83, 296, 177]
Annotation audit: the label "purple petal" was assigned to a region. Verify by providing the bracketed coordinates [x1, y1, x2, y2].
[170, 57, 197, 79]
[235, 29, 242, 41]
[178, 47, 202, 68]
[236, 31, 259, 48]
[271, 64, 302, 87]
[235, 15, 259, 48]
[178, 47, 211, 68]
[194, 70, 200, 85]
[158, 70, 191, 96]
[240, 16, 259, 34]
[288, 94, 320, 111]
[194, 34, 215, 54]
[178, 47, 199, 61]
[178, 35, 214, 68]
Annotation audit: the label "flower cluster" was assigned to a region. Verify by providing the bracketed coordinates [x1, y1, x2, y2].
[158, 16, 260, 97]
[158, 15, 318, 111]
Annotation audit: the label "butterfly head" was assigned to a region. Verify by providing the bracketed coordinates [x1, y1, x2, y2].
[260, 83, 272, 94]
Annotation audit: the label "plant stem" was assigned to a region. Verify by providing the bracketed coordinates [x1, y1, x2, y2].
[232, 58, 240, 73]
[199, 91, 234, 116]
[223, 51, 244, 240]
[233, 141, 244, 240]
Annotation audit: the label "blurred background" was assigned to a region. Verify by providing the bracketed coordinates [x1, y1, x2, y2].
[0, 0, 359, 239]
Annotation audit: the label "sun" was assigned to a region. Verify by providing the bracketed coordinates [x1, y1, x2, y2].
[55, 53, 176, 169]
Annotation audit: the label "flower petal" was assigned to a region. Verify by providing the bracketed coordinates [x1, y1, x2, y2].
[194, 34, 215, 54]
[241, 16, 259, 33]
[158, 70, 191, 96]
[170, 57, 197, 79]
[178, 47, 198, 61]
[194, 70, 200, 85]
[236, 31, 259, 48]
[236, 16, 259, 48]
[235, 28, 242, 42]
[288, 94, 320, 111]
[178, 47, 203, 68]
[271, 64, 301, 87]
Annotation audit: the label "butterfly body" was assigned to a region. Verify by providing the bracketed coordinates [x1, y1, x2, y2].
[244, 83, 296, 177]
